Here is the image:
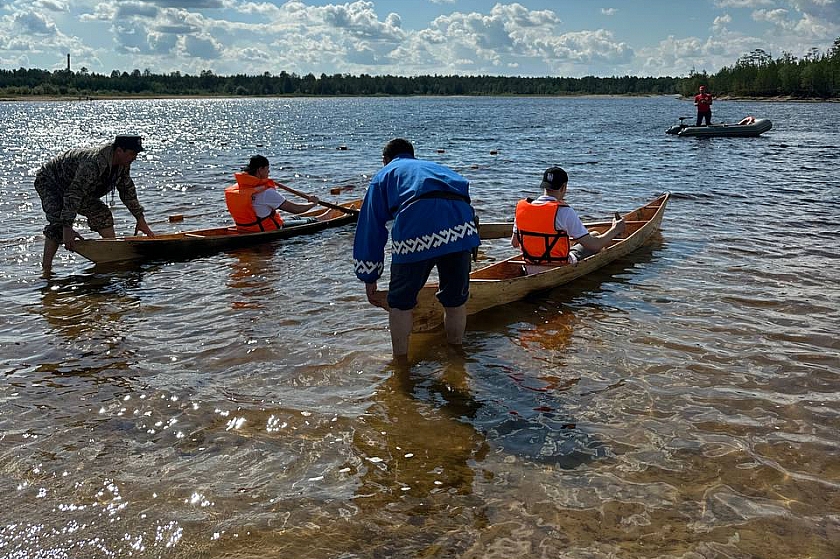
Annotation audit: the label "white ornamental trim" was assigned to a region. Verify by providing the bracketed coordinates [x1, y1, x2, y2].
[391, 221, 476, 256]
[354, 259, 384, 276]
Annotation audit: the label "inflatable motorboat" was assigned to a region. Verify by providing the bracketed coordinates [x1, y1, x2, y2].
[666, 116, 772, 137]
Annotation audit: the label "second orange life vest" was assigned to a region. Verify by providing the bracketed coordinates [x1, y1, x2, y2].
[514, 199, 570, 264]
[224, 173, 284, 232]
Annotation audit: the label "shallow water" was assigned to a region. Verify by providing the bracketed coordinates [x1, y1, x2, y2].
[0, 96, 838, 558]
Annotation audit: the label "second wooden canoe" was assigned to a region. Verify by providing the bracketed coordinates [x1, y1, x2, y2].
[73, 199, 362, 264]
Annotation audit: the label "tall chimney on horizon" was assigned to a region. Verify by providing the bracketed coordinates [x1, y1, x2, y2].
[67, 53, 70, 72]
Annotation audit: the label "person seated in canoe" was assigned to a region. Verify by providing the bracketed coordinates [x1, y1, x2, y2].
[511, 166, 625, 266]
[225, 155, 321, 232]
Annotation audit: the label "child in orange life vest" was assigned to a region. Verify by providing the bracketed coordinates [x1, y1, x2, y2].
[511, 166, 625, 265]
[225, 155, 320, 232]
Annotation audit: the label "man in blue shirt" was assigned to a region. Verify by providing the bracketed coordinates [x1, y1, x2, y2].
[353, 138, 480, 358]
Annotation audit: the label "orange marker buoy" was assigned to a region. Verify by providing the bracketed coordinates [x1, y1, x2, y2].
[168, 214, 184, 223]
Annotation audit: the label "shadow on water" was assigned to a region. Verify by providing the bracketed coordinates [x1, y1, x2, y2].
[469, 234, 666, 334]
[400, 239, 671, 470]
[404, 331, 606, 471]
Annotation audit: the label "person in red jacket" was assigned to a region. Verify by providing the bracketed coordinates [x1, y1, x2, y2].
[694, 85, 713, 126]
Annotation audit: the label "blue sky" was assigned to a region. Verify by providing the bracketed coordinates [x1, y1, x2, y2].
[1, 1, 838, 77]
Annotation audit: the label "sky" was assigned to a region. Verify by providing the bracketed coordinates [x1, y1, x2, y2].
[1, 0, 838, 78]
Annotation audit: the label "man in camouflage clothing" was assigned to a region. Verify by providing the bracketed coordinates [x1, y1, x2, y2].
[34, 135, 154, 276]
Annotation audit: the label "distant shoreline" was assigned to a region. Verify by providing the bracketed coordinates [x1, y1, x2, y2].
[1, 93, 837, 102]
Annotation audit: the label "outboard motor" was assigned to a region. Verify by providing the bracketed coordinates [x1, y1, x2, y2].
[666, 116, 691, 135]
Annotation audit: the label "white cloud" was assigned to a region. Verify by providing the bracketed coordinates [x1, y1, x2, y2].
[114, 22, 153, 54]
[147, 31, 178, 54]
[148, 0, 225, 7]
[754, 8, 793, 27]
[237, 46, 272, 62]
[713, 13, 733, 30]
[182, 34, 223, 58]
[79, 3, 117, 22]
[532, 29, 633, 66]
[714, 0, 773, 7]
[1, 0, 838, 78]
[13, 11, 57, 35]
[788, 0, 840, 24]
[115, 2, 160, 19]
[635, 32, 766, 76]
[32, 0, 68, 11]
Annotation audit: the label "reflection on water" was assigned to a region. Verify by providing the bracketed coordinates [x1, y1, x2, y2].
[38, 271, 143, 332]
[226, 244, 284, 310]
[1, 97, 839, 558]
[346, 357, 488, 553]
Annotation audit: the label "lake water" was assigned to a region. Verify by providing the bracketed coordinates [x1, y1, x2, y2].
[0, 96, 838, 558]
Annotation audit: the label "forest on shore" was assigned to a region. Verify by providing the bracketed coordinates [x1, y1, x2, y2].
[1, 38, 838, 100]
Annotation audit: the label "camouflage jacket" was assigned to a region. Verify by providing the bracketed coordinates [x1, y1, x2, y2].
[38, 143, 145, 226]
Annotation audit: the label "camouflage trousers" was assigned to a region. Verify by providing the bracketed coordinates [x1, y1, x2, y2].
[35, 173, 114, 242]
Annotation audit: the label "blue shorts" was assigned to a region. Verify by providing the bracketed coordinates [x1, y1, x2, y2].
[387, 250, 472, 310]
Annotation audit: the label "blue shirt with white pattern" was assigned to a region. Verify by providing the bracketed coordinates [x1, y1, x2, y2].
[353, 154, 480, 283]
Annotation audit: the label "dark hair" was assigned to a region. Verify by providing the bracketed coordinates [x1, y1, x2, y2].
[243, 155, 269, 175]
[382, 138, 414, 162]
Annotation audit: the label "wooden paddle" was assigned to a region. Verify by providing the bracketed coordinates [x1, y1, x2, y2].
[275, 182, 359, 216]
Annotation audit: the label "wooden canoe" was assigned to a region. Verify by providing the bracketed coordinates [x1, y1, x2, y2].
[387, 193, 669, 332]
[73, 199, 362, 264]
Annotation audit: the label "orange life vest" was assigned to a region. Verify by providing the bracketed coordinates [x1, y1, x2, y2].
[514, 199, 570, 264]
[224, 173, 284, 232]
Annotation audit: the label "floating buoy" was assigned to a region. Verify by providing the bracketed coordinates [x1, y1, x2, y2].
[168, 214, 184, 223]
[330, 187, 342, 195]
[436, 149, 445, 153]
[337, 145, 348, 150]
[490, 150, 498, 155]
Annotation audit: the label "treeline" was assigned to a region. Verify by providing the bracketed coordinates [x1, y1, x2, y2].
[0, 69, 678, 97]
[1, 37, 837, 99]
[681, 37, 840, 98]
